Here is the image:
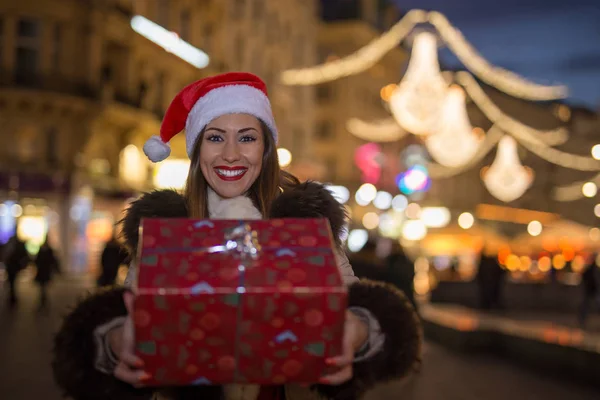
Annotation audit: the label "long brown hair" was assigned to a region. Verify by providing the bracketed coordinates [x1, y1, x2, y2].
[184, 120, 299, 218]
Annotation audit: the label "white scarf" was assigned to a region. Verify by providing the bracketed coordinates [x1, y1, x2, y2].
[207, 188, 263, 220]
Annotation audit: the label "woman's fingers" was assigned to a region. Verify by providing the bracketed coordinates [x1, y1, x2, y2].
[120, 349, 144, 369]
[114, 362, 150, 386]
[319, 365, 353, 386]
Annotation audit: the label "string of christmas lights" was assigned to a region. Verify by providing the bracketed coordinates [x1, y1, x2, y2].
[280, 10, 568, 102]
[427, 125, 504, 178]
[456, 72, 569, 147]
[554, 173, 600, 201]
[280, 10, 427, 85]
[346, 117, 408, 142]
[429, 12, 568, 101]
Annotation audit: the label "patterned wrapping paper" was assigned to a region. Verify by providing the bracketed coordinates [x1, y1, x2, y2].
[133, 218, 348, 386]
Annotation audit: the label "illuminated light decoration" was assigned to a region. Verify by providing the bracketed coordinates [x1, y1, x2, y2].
[405, 203, 422, 219]
[527, 220, 543, 237]
[429, 12, 567, 100]
[458, 212, 474, 229]
[153, 159, 190, 190]
[11, 204, 23, 218]
[380, 84, 397, 102]
[590, 228, 600, 242]
[594, 204, 600, 218]
[355, 183, 378, 206]
[582, 182, 598, 198]
[362, 212, 380, 230]
[326, 185, 350, 204]
[280, 10, 428, 85]
[373, 191, 393, 210]
[392, 194, 409, 211]
[347, 229, 369, 252]
[277, 148, 292, 167]
[346, 118, 407, 142]
[397, 165, 430, 195]
[427, 125, 504, 178]
[554, 172, 600, 202]
[424, 85, 482, 167]
[482, 136, 534, 203]
[378, 211, 405, 238]
[130, 15, 209, 68]
[476, 204, 559, 225]
[119, 145, 148, 188]
[402, 219, 427, 241]
[354, 143, 382, 184]
[457, 72, 568, 147]
[280, 11, 566, 102]
[421, 207, 451, 228]
[389, 32, 448, 135]
[592, 144, 600, 160]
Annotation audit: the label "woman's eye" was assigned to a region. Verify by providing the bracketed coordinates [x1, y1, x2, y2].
[206, 134, 223, 142]
[240, 135, 257, 142]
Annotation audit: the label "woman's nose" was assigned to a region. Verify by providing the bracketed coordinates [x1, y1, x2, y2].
[221, 140, 241, 163]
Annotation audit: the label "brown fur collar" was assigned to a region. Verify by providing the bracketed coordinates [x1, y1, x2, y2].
[120, 181, 347, 253]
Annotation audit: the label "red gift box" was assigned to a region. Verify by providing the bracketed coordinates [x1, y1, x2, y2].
[133, 218, 347, 386]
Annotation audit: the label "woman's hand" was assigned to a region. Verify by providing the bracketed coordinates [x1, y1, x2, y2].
[319, 310, 369, 385]
[112, 291, 151, 387]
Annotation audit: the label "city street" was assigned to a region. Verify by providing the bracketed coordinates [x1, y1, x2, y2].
[0, 274, 598, 400]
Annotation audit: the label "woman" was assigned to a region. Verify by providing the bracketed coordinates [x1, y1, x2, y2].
[52, 73, 421, 400]
[34, 238, 60, 311]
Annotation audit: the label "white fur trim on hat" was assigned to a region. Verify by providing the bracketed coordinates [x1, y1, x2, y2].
[143, 135, 171, 163]
[184, 84, 278, 157]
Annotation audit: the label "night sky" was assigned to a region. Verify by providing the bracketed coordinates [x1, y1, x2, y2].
[391, 0, 600, 109]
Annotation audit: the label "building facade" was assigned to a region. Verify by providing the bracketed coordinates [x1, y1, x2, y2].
[0, 0, 318, 273]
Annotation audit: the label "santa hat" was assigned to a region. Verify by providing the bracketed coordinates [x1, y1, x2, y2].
[143, 72, 278, 163]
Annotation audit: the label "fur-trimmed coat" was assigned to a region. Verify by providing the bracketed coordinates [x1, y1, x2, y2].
[52, 182, 421, 400]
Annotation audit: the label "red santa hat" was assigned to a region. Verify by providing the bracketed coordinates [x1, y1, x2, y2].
[143, 72, 278, 163]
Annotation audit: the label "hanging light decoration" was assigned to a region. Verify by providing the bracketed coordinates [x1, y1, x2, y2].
[389, 32, 448, 135]
[482, 136, 534, 203]
[425, 85, 482, 167]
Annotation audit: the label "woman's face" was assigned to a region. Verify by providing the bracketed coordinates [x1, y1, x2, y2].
[199, 113, 265, 199]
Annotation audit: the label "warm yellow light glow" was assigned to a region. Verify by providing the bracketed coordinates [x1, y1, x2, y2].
[552, 254, 566, 270]
[590, 227, 600, 241]
[277, 148, 292, 168]
[592, 144, 600, 161]
[482, 136, 533, 203]
[538, 256, 551, 272]
[582, 182, 597, 198]
[458, 212, 474, 229]
[505, 254, 520, 271]
[362, 212, 380, 230]
[389, 32, 448, 135]
[402, 219, 427, 241]
[527, 220, 542, 237]
[380, 84, 397, 102]
[17, 216, 47, 245]
[346, 118, 407, 142]
[425, 86, 482, 167]
[355, 183, 377, 206]
[405, 203, 422, 219]
[153, 159, 190, 190]
[421, 207, 451, 228]
[595, 204, 600, 218]
[120, 145, 148, 188]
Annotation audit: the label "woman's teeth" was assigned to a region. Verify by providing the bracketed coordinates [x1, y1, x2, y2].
[216, 169, 246, 177]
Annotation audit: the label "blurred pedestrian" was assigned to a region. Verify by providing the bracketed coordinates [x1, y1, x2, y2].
[383, 242, 417, 313]
[34, 239, 60, 311]
[97, 231, 129, 287]
[3, 235, 30, 308]
[578, 257, 599, 328]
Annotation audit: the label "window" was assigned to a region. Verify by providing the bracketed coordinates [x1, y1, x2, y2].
[156, 0, 170, 28]
[15, 18, 40, 83]
[316, 121, 333, 140]
[316, 84, 332, 101]
[180, 9, 190, 42]
[46, 127, 58, 166]
[52, 25, 62, 73]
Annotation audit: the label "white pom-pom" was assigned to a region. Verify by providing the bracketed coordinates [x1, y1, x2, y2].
[143, 135, 171, 162]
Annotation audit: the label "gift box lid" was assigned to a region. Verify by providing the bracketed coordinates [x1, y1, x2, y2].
[136, 218, 346, 294]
